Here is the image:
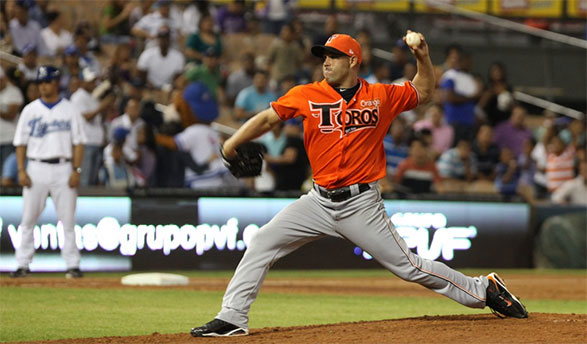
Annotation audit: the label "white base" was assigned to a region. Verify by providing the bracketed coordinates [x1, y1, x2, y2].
[121, 272, 189, 286]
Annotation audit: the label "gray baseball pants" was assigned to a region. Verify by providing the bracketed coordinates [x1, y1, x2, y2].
[217, 184, 489, 329]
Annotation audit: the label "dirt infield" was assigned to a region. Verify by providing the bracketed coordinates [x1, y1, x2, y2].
[20, 313, 586, 344]
[3, 273, 586, 344]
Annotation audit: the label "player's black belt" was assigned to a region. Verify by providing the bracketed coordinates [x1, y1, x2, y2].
[29, 158, 71, 164]
[314, 183, 371, 202]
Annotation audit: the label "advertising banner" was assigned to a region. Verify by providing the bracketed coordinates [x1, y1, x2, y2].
[567, 0, 587, 18]
[0, 196, 532, 271]
[414, 0, 488, 13]
[0, 196, 131, 272]
[491, 0, 563, 18]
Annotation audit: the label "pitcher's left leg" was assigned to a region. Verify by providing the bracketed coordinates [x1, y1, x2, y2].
[337, 188, 487, 308]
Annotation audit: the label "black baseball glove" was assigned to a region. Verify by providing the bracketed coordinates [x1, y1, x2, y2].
[221, 142, 266, 178]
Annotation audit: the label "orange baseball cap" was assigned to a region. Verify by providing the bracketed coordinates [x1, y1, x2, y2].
[311, 34, 362, 65]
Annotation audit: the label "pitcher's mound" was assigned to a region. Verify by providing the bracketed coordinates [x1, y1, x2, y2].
[29, 313, 586, 344]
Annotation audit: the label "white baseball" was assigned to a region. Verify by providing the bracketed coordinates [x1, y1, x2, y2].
[406, 32, 421, 48]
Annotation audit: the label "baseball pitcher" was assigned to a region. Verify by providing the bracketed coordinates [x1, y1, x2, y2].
[191, 32, 527, 337]
[10, 66, 87, 278]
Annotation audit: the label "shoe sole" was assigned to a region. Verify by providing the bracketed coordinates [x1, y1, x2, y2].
[193, 328, 249, 337]
[488, 273, 528, 318]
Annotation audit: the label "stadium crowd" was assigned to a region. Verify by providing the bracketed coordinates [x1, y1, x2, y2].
[0, 0, 585, 205]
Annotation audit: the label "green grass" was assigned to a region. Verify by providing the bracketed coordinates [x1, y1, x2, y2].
[0, 269, 585, 342]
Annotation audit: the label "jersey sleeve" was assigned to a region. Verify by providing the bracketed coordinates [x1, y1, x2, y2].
[174, 127, 194, 152]
[382, 81, 419, 117]
[70, 106, 88, 145]
[270, 85, 304, 121]
[136, 50, 149, 70]
[12, 104, 31, 146]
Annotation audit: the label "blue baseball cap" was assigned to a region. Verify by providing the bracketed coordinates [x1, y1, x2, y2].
[36, 65, 61, 83]
[112, 127, 130, 144]
[183, 82, 218, 123]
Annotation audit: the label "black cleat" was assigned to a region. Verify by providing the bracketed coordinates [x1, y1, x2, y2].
[190, 318, 248, 337]
[486, 272, 528, 319]
[65, 268, 84, 279]
[9, 268, 30, 278]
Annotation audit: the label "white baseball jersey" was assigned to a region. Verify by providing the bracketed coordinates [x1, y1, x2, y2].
[137, 47, 185, 89]
[70, 88, 104, 146]
[174, 124, 229, 188]
[13, 98, 87, 159]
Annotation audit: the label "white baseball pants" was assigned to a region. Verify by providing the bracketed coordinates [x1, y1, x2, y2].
[217, 185, 489, 329]
[15, 160, 80, 270]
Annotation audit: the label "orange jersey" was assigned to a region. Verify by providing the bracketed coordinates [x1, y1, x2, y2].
[271, 78, 419, 188]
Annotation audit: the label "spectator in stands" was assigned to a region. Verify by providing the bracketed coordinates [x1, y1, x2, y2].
[216, 0, 247, 34]
[517, 137, 537, 201]
[264, 121, 308, 191]
[109, 44, 133, 83]
[394, 138, 442, 194]
[28, 0, 50, 28]
[268, 23, 303, 87]
[17, 44, 38, 80]
[472, 125, 499, 181]
[181, 0, 215, 36]
[185, 14, 223, 64]
[137, 26, 185, 90]
[257, 0, 290, 35]
[73, 29, 101, 76]
[439, 46, 480, 145]
[103, 127, 135, 189]
[561, 118, 586, 150]
[546, 135, 576, 193]
[131, 0, 179, 50]
[234, 69, 277, 123]
[531, 118, 556, 198]
[312, 14, 337, 46]
[9, 0, 46, 56]
[40, 11, 72, 57]
[437, 139, 478, 182]
[551, 160, 587, 205]
[479, 62, 513, 126]
[493, 105, 533, 158]
[389, 39, 411, 81]
[23, 79, 40, 104]
[185, 47, 223, 100]
[109, 98, 152, 186]
[59, 45, 81, 98]
[226, 51, 255, 105]
[100, 0, 135, 44]
[276, 74, 296, 98]
[155, 82, 238, 189]
[355, 28, 372, 48]
[494, 147, 519, 196]
[413, 104, 453, 160]
[70, 69, 114, 186]
[384, 117, 410, 178]
[365, 61, 391, 84]
[0, 66, 24, 178]
[129, 0, 155, 28]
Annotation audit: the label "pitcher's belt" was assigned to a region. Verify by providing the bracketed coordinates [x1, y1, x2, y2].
[313, 183, 371, 202]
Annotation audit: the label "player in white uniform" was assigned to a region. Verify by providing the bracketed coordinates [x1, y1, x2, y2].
[10, 66, 87, 278]
[155, 81, 238, 189]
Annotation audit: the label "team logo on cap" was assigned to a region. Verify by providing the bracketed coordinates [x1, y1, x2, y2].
[326, 35, 338, 43]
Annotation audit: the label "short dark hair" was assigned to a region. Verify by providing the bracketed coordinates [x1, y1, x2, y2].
[46, 11, 60, 24]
